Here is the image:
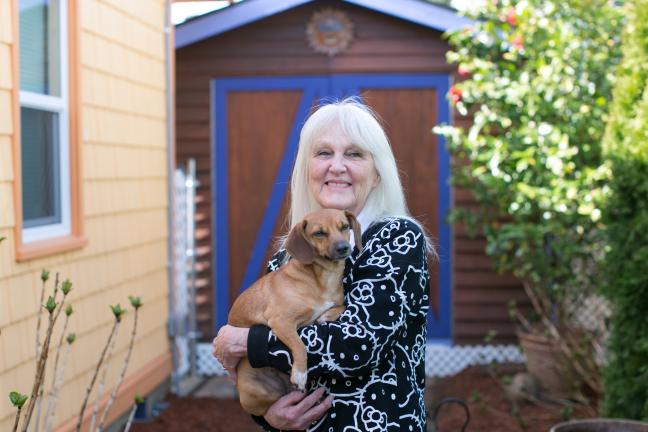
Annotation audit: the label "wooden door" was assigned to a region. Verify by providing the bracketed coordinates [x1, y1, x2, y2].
[211, 74, 452, 341]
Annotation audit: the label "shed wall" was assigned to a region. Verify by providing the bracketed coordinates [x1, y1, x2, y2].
[175, 0, 526, 345]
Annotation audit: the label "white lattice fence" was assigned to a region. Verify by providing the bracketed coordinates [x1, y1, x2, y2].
[194, 343, 524, 378]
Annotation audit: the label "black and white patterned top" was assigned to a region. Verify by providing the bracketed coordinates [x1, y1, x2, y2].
[247, 217, 430, 432]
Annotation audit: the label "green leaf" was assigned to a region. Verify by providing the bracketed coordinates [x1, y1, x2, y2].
[110, 304, 126, 321]
[9, 392, 28, 408]
[128, 296, 142, 310]
[134, 394, 145, 404]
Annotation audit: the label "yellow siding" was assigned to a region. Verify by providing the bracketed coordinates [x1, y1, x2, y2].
[0, 0, 171, 430]
[0, 0, 12, 44]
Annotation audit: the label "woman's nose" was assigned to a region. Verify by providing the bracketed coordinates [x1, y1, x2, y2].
[329, 154, 347, 173]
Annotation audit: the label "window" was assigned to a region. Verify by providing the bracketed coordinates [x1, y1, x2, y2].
[19, 0, 70, 242]
[14, 0, 83, 259]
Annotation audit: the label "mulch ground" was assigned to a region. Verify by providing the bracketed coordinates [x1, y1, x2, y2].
[131, 364, 598, 432]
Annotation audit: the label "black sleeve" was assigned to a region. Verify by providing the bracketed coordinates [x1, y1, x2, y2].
[246, 218, 430, 380]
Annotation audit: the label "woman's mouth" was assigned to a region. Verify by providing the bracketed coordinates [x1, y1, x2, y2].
[325, 181, 351, 189]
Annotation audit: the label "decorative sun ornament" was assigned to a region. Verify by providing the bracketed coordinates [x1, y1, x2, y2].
[306, 8, 354, 56]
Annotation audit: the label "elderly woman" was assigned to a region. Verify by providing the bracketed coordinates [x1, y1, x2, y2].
[213, 98, 433, 431]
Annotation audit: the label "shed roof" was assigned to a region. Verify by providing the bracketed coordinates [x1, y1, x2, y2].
[175, 0, 473, 49]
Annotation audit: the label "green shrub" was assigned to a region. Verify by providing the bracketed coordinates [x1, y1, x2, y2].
[434, 0, 622, 398]
[435, 0, 621, 315]
[601, 0, 648, 420]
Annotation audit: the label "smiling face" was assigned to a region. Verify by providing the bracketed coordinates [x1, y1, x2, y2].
[308, 122, 380, 216]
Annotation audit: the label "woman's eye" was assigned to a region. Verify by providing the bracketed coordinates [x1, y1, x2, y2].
[315, 149, 331, 157]
[346, 151, 363, 158]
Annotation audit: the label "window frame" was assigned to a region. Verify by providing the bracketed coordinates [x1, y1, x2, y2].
[11, 0, 84, 261]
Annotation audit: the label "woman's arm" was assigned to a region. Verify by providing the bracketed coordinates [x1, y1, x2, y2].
[248, 218, 430, 380]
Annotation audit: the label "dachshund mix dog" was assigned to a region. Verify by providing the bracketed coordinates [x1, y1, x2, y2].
[227, 209, 362, 416]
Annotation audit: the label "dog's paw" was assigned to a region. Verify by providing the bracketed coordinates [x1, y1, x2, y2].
[291, 370, 307, 390]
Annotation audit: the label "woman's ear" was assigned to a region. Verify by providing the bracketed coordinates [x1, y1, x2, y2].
[372, 168, 381, 187]
[285, 220, 315, 264]
[345, 211, 363, 251]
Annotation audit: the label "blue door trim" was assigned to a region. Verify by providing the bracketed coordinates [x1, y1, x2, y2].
[211, 77, 328, 331]
[211, 74, 453, 342]
[328, 73, 452, 341]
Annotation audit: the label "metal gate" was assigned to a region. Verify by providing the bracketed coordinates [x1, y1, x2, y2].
[169, 159, 201, 391]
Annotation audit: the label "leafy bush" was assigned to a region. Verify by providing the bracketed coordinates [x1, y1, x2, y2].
[434, 0, 622, 397]
[601, 0, 648, 420]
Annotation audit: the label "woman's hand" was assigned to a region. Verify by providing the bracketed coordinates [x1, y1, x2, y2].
[264, 387, 333, 430]
[212, 325, 249, 382]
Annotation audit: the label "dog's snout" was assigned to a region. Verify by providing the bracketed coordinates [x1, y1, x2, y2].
[334, 242, 351, 258]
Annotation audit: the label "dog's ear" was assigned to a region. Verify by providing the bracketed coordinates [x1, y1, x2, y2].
[345, 211, 363, 251]
[285, 220, 315, 264]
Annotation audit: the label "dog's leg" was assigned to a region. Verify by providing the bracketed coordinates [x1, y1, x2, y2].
[237, 358, 291, 416]
[317, 305, 345, 323]
[268, 318, 308, 390]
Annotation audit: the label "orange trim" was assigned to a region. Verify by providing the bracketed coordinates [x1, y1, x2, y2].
[12, 0, 86, 262]
[10, 0, 22, 251]
[53, 351, 172, 432]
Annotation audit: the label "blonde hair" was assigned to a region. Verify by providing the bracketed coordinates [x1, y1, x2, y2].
[290, 97, 409, 225]
[287, 97, 434, 255]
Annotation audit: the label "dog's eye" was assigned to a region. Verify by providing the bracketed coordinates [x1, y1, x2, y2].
[312, 230, 327, 237]
[340, 224, 350, 231]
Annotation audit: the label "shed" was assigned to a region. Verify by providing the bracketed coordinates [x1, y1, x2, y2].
[174, 0, 528, 353]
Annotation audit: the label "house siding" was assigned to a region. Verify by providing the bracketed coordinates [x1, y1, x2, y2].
[0, 0, 171, 430]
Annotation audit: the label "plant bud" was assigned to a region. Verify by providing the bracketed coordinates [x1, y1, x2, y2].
[66, 333, 76, 344]
[65, 304, 73, 316]
[61, 279, 72, 295]
[9, 391, 28, 408]
[45, 296, 57, 314]
[110, 304, 126, 321]
[41, 269, 50, 282]
[134, 394, 145, 404]
[128, 296, 143, 309]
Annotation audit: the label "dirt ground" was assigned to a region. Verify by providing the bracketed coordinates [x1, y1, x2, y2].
[130, 364, 598, 432]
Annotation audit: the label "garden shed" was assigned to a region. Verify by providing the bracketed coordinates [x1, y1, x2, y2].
[174, 0, 529, 366]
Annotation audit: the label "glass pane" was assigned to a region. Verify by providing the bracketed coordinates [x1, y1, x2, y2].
[21, 107, 61, 227]
[19, 0, 61, 96]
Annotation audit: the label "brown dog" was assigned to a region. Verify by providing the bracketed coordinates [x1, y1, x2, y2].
[227, 209, 362, 416]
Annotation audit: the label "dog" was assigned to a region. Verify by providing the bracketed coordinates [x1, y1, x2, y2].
[227, 208, 362, 416]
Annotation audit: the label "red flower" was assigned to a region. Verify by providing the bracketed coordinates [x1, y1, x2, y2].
[512, 35, 523, 50]
[450, 86, 463, 104]
[458, 65, 471, 77]
[507, 8, 516, 25]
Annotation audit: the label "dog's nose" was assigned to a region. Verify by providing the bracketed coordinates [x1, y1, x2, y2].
[334, 242, 350, 257]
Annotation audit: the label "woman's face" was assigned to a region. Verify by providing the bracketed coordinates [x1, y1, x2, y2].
[308, 122, 380, 216]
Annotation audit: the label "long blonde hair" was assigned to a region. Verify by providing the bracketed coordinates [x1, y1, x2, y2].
[285, 97, 435, 255]
[289, 97, 409, 226]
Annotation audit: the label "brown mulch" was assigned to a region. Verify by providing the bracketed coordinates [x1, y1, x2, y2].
[131, 364, 598, 432]
[130, 397, 260, 432]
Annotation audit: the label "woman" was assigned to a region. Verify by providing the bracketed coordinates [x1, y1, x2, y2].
[213, 98, 433, 431]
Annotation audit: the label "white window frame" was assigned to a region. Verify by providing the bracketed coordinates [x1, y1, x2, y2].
[19, 0, 71, 244]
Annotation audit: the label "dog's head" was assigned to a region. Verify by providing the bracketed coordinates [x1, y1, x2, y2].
[285, 209, 362, 265]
